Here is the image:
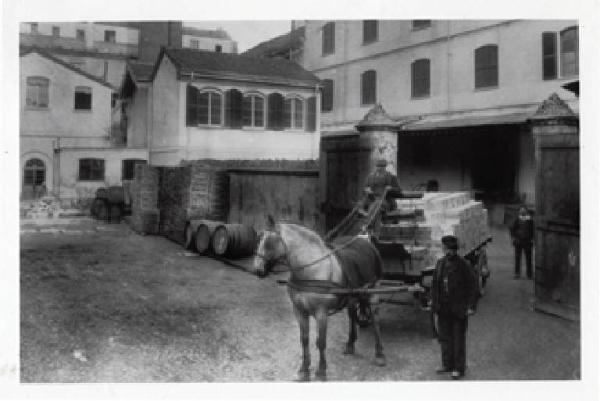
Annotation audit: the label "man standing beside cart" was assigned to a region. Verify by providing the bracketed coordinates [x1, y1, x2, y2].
[431, 235, 478, 380]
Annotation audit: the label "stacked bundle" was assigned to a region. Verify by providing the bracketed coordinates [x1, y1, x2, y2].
[391, 192, 489, 272]
[130, 164, 160, 235]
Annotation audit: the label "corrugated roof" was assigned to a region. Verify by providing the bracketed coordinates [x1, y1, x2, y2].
[243, 26, 304, 58]
[157, 47, 319, 86]
[127, 61, 155, 82]
[20, 47, 115, 90]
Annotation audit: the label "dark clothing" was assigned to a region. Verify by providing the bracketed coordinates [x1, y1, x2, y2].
[511, 216, 534, 277]
[514, 242, 533, 278]
[365, 170, 400, 197]
[437, 313, 468, 373]
[431, 254, 477, 373]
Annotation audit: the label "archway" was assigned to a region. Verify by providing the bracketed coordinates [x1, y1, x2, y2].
[22, 158, 46, 199]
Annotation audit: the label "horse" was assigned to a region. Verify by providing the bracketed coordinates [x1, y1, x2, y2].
[253, 217, 386, 381]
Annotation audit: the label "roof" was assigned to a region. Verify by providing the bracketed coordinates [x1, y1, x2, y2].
[19, 44, 135, 60]
[20, 47, 115, 90]
[182, 26, 231, 39]
[402, 111, 532, 132]
[95, 21, 140, 29]
[127, 61, 155, 82]
[562, 80, 579, 97]
[155, 47, 320, 87]
[243, 26, 304, 58]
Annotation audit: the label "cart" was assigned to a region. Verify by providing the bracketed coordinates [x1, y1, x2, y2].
[324, 187, 492, 334]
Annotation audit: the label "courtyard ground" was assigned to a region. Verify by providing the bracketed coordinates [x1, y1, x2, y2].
[19, 217, 580, 382]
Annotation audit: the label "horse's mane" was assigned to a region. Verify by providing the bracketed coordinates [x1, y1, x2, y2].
[279, 222, 327, 250]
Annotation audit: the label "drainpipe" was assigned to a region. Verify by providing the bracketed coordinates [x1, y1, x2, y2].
[445, 21, 451, 112]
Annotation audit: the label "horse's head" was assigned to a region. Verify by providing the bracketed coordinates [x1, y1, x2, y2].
[253, 216, 287, 277]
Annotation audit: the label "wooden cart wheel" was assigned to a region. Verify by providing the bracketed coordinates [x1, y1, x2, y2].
[184, 223, 195, 251]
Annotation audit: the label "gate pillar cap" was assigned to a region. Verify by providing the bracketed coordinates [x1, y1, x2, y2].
[356, 103, 402, 132]
[528, 93, 578, 125]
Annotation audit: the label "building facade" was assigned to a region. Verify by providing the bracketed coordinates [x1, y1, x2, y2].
[302, 20, 579, 206]
[144, 48, 321, 166]
[182, 26, 238, 54]
[20, 48, 146, 204]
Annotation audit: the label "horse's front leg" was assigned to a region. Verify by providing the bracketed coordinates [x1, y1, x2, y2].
[344, 299, 357, 355]
[293, 304, 311, 381]
[370, 295, 386, 366]
[314, 307, 328, 381]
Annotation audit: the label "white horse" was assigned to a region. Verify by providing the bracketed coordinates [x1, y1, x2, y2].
[254, 217, 386, 381]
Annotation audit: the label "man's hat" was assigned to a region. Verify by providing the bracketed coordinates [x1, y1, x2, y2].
[375, 158, 387, 167]
[441, 235, 458, 250]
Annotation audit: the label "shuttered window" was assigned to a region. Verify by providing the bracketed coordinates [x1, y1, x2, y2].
[322, 22, 335, 55]
[474, 45, 498, 89]
[26, 76, 49, 108]
[122, 159, 146, 180]
[186, 85, 200, 126]
[267, 93, 284, 130]
[225, 89, 243, 128]
[284, 97, 304, 130]
[542, 32, 558, 80]
[321, 79, 334, 112]
[363, 20, 378, 44]
[306, 96, 317, 132]
[560, 26, 578, 77]
[412, 20, 431, 30]
[411, 59, 430, 98]
[361, 70, 377, 105]
[186, 86, 222, 126]
[74, 86, 92, 110]
[242, 94, 265, 128]
[79, 158, 105, 181]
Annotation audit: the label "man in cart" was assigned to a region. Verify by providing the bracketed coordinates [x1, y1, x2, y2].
[358, 158, 401, 216]
[431, 235, 478, 380]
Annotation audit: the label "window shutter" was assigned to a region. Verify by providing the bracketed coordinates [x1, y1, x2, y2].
[321, 79, 333, 112]
[411, 59, 430, 98]
[542, 32, 557, 80]
[225, 89, 243, 128]
[474, 45, 498, 88]
[267, 93, 284, 130]
[361, 70, 377, 105]
[322, 22, 335, 55]
[186, 85, 198, 126]
[306, 96, 317, 132]
[560, 27, 578, 77]
[363, 20, 378, 43]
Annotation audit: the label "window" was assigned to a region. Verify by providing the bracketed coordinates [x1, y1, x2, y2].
[24, 158, 46, 186]
[363, 20, 378, 44]
[52, 26, 60, 37]
[542, 32, 558, 80]
[284, 97, 304, 130]
[411, 59, 430, 98]
[560, 26, 578, 77]
[122, 159, 147, 180]
[412, 20, 431, 30]
[474, 45, 498, 89]
[74, 86, 92, 110]
[25, 76, 49, 108]
[190, 39, 199, 49]
[361, 70, 377, 105]
[76, 29, 85, 41]
[321, 79, 334, 112]
[215, 45, 222, 53]
[79, 158, 105, 181]
[104, 30, 116, 43]
[186, 86, 222, 126]
[322, 22, 335, 55]
[30, 23, 38, 34]
[242, 94, 265, 128]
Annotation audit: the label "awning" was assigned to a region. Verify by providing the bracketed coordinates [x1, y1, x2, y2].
[402, 111, 532, 132]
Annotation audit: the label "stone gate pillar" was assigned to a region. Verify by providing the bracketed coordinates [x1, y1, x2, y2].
[355, 103, 401, 177]
[529, 93, 579, 321]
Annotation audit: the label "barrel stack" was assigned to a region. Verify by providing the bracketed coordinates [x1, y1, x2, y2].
[211, 224, 258, 259]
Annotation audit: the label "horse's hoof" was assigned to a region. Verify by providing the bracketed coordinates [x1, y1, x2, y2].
[296, 370, 310, 382]
[374, 355, 387, 367]
[343, 344, 355, 355]
[315, 369, 327, 381]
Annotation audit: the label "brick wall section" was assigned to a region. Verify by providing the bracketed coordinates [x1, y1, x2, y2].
[130, 164, 160, 234]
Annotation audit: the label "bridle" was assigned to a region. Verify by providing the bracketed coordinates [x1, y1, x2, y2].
[254, 233, 360, 273]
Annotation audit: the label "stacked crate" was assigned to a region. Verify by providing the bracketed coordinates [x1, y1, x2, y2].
[130, 164, 160, 234]
[379, 192, 489, 273]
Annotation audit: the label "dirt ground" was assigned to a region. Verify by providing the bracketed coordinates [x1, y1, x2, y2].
[20, 218, 580, 382]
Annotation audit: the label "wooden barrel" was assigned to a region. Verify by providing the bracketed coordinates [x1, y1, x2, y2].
[183, 223, 196, 251]
[107, 186, 124, 204]
[211, 224, 257, 258]
[195, 220, 223, 254]
[95, 187, 108, 200]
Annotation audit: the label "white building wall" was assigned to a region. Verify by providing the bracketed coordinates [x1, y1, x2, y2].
[182, 35, 237, 53]
[151, 56, 181, 149]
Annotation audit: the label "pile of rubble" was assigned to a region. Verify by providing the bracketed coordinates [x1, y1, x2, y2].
[21, 196, 87, 220]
